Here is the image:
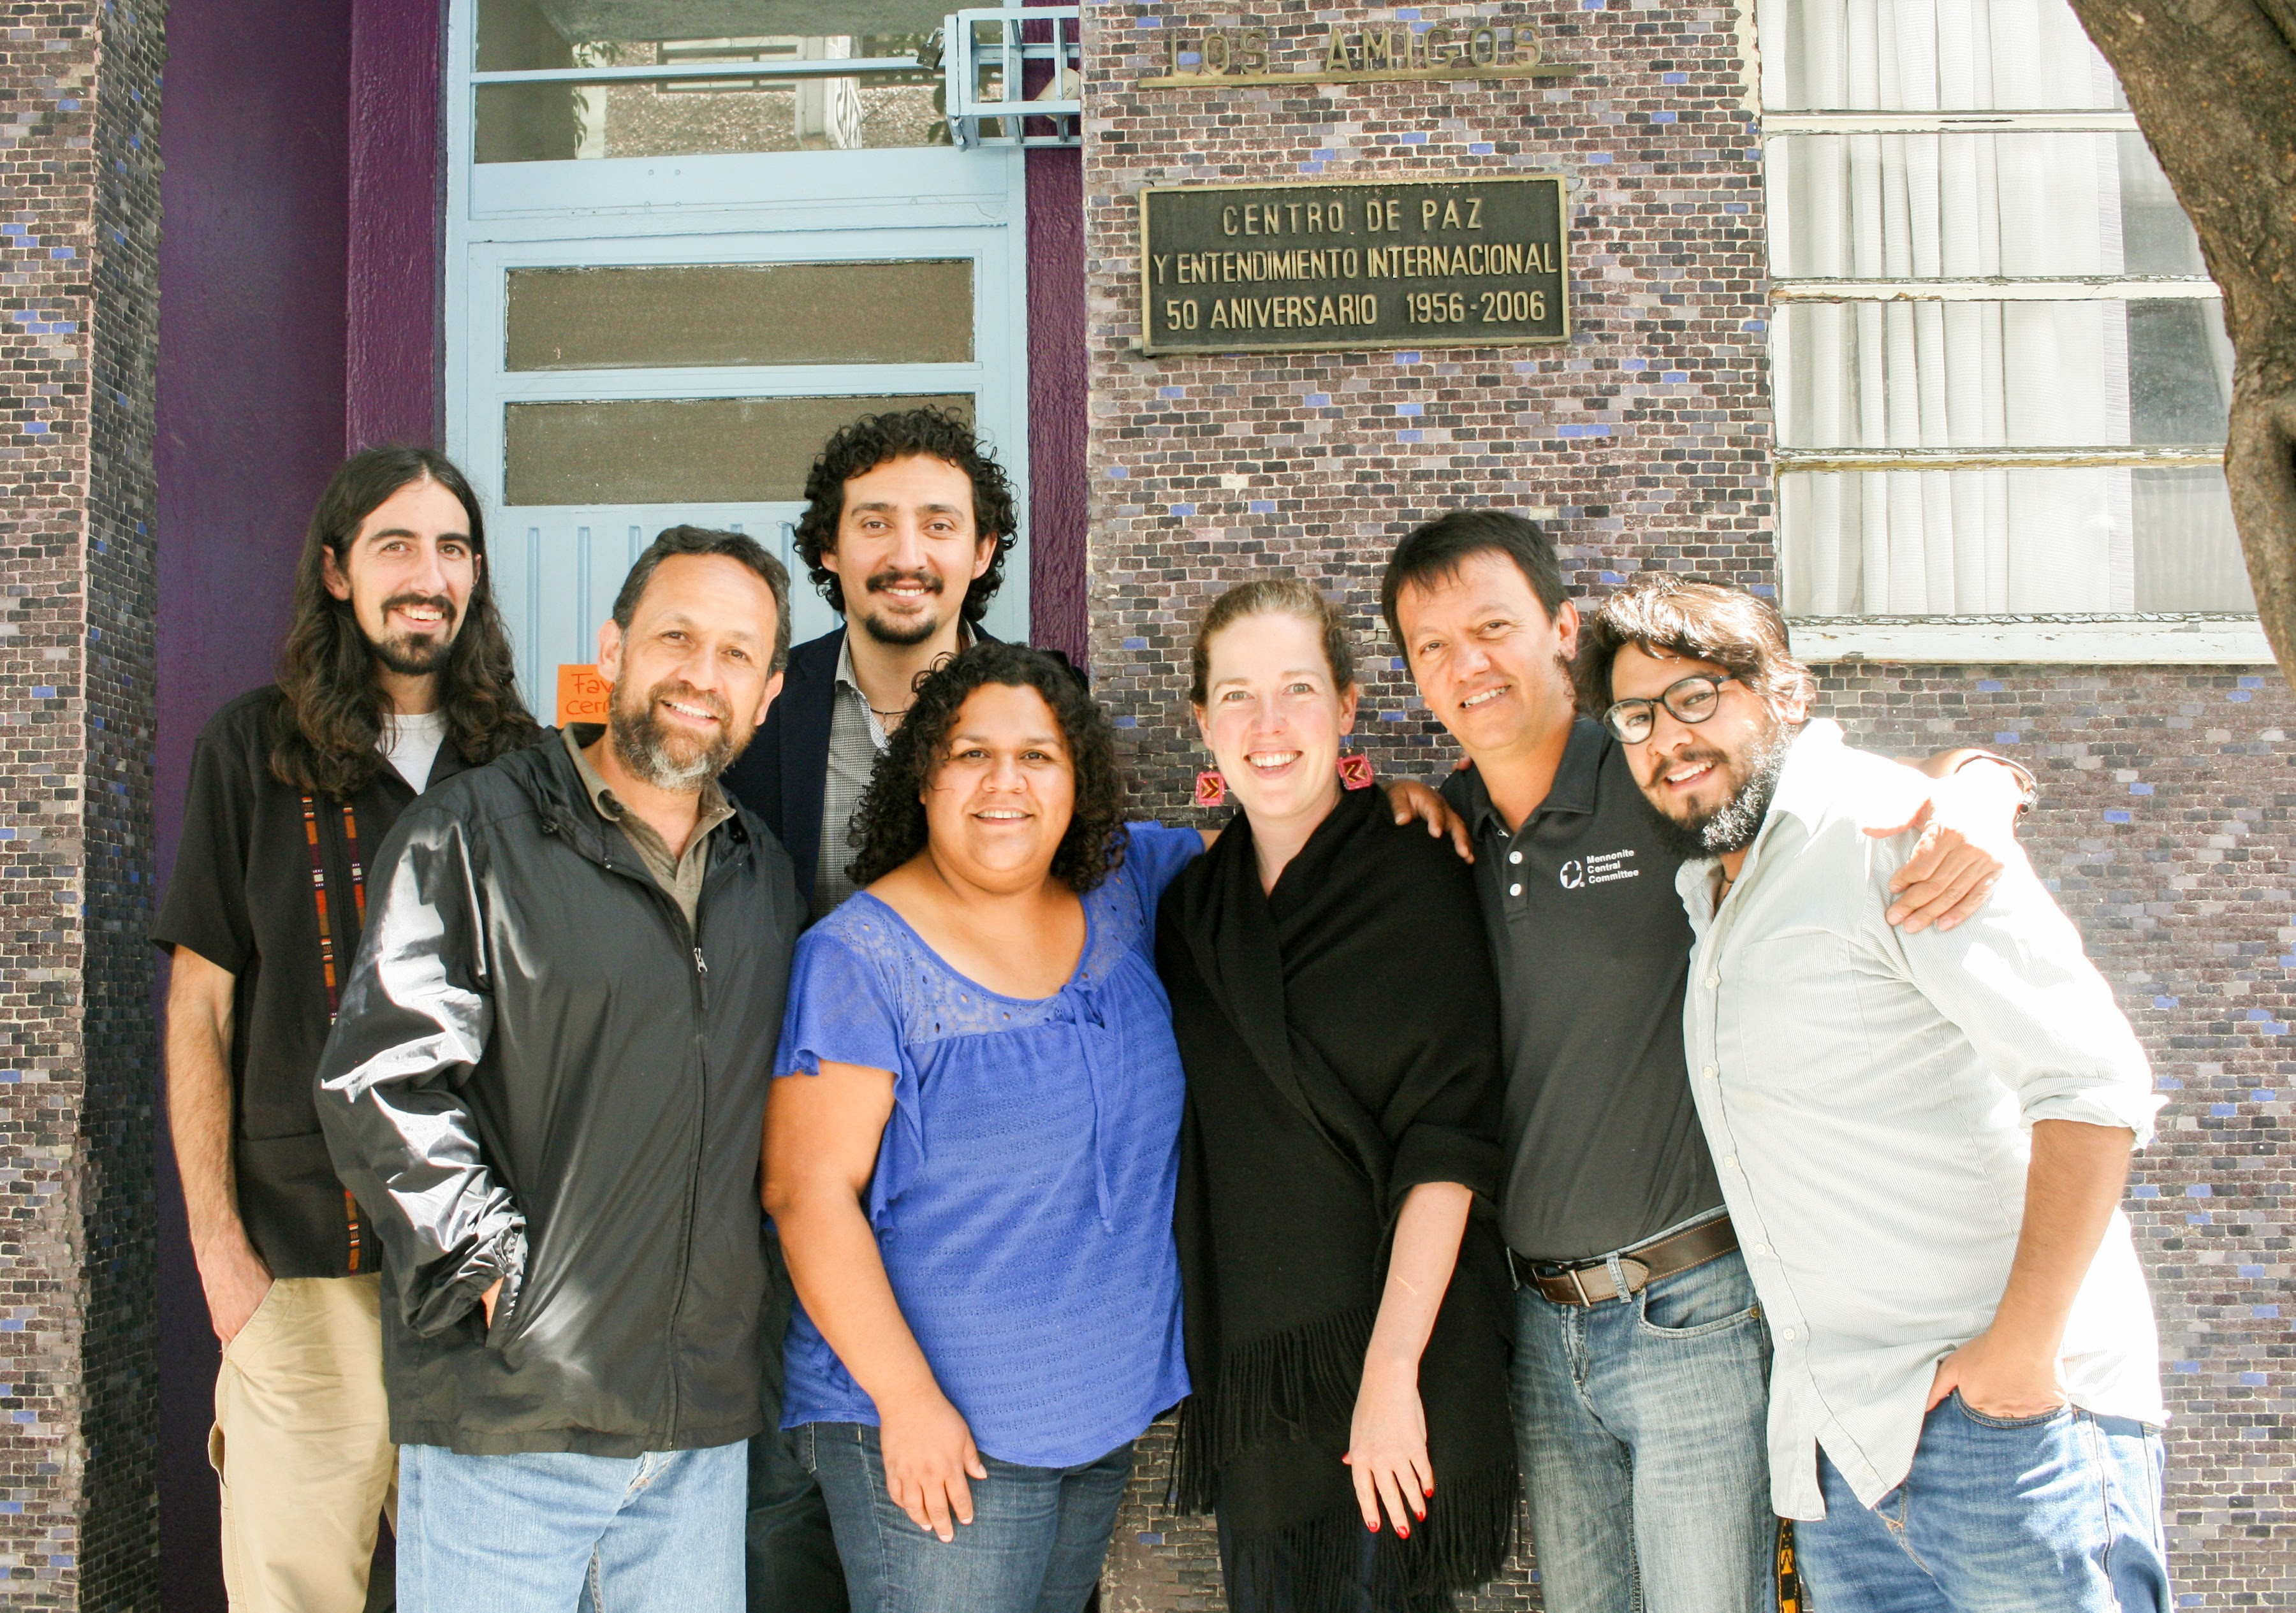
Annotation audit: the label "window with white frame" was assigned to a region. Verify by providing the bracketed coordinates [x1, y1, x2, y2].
[1758, 0, 2266, 660]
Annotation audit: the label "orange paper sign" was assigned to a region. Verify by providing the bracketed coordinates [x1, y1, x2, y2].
[556, 664, 610, 727]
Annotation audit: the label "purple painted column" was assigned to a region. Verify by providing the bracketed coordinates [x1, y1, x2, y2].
[154, 2, 356, 1606]
[1027, 144, 1089, 666]
[346, 0, 446, 451]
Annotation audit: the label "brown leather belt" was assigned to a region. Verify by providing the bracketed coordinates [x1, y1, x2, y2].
[1510, 1216, 1740, 1307]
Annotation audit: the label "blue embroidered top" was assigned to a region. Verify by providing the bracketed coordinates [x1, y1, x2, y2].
[774, 822, 1201, 1468]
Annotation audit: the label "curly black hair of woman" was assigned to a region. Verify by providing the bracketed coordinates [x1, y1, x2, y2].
[844, 641, 1130, 894]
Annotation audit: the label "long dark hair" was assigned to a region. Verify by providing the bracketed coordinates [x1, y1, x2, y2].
[269, 447, 541, 797]
[846, 643, 1127, 893]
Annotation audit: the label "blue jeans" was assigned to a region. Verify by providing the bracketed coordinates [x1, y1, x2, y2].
[1797, 1394, 2170, 1612]
[802, 1421, 1130, 1613]
[749, 1224, 849, 1612]
[1510, 1247, 1776, 1613]
[397, 1440, 746, 1612]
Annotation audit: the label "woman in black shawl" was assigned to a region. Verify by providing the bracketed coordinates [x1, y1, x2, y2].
[1157, 577, 1517, 1613]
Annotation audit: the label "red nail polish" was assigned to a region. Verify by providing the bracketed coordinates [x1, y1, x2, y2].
[1368, 1520, 1380, 1533]
[1398, 1526, 1410, 1538]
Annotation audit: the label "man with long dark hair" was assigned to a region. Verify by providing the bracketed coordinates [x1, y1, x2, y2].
[155, 446, 540, 1611]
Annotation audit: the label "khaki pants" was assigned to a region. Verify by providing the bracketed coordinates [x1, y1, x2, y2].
[210, 1274, 398, 1612]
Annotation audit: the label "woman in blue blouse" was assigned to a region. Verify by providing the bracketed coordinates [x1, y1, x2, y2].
[763, 643, 1204, 1613]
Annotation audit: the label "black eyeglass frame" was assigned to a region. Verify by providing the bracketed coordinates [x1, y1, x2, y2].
[1601, 673, 1739, 743]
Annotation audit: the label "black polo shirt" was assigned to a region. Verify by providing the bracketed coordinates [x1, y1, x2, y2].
[154, 687, 479, 1278]
[1443, 718, 1725, 1264]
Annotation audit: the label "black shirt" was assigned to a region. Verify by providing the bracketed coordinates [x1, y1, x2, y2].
[1444, 719, 1725, 1263]
[153, 687, 476, 1278]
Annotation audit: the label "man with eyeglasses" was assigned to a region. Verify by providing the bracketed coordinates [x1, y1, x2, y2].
[1379, 511, 2035, 1613]
[1586, 574, 2167, 1612]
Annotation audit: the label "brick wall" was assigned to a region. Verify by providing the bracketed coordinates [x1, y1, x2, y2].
[1081, 3, 2288, 1607]
[0, 1, 164, 1605]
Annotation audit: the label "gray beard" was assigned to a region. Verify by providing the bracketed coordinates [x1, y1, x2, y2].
[609, 701, 732, 790]
[1656, 722, 1797, 859]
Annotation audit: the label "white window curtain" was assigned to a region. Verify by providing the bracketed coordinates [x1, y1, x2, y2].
[1767, 0, 2136, 614]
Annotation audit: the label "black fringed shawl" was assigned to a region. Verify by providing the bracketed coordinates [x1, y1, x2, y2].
[1155, 785, 1517, 1613]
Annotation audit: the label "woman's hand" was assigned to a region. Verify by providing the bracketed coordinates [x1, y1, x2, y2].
[1344, 1360, 1433, 1538]
[879, 1386, 990, 1543]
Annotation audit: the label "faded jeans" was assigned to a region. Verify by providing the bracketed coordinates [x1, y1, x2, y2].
[803, 1421, 1130, 1613]
[1510, 1246, 1776, 1613]
[397, 1440, 745, 1612]
[1797, 1395, 2170, 1612]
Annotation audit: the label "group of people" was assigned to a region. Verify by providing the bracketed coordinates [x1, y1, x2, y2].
[160, 407, 2173, 1613]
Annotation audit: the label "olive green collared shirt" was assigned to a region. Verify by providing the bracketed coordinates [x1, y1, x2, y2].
[562, 727, 735, 930]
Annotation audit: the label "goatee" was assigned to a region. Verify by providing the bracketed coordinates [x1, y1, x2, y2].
[363, 592, 459, 676]
[855, 567, 946, 648]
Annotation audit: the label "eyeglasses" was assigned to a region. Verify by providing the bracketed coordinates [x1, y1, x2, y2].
[1601, 674, 1738, 743]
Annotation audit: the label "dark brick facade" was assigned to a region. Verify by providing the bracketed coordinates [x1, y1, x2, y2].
[1083, 4, 2289, 1607]
[1, 2, 164, 1606]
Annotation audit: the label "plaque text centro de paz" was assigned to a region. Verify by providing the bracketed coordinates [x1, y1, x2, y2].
[1138, 175, 1568, 356]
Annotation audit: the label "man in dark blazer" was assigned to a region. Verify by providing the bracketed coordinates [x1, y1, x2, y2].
[726, 407, 1013, 923]
[722, 406, 1017, 1611]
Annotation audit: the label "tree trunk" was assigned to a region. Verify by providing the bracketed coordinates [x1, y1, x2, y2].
[2063, 0, 2296, 682]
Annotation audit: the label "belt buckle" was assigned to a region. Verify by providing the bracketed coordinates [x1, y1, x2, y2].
[1567, 1266, 1594, 1306]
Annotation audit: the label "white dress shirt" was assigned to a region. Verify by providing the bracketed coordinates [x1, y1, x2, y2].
[1676, 720, 2165, 1519]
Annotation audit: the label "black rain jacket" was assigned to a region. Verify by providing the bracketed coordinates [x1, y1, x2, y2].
[314, 732, 803, 1456]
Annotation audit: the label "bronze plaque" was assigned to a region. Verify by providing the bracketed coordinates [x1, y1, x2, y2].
[1138, 175, 1568, 355]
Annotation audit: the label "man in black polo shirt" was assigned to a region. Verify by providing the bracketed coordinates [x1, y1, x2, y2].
[156, 448, 542, 1611]
[1381, 511, 2029, 1613]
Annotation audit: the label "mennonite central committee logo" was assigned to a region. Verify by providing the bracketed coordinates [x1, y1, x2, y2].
[1560, 849, 1642, 890]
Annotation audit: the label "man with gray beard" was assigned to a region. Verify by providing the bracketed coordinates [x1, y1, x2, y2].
[316, 527, 805, 1610]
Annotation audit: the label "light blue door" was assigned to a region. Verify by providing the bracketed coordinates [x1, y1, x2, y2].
[444, 1, 1030, 706]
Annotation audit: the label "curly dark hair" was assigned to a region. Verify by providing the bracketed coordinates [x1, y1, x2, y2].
[792, 407, 1018, 625]
[270, 446, 541, 798]
[845, 642, 1128, 894]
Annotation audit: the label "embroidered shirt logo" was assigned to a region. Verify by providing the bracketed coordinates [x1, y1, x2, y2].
[1560, 849, 1641, 889]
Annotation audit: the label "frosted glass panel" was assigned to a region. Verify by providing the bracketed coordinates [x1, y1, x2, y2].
[504, 393, 972, 504]
[506, 261, 974, 369]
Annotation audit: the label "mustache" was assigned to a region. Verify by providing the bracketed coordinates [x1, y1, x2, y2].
[378, 591, 457, 626]
[1662, 745, 1730, 776]
[864, 566, 943, 597]
[645, 679, 732, 726]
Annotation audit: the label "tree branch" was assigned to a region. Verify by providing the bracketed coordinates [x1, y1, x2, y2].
[2065, 0, 2296, 682]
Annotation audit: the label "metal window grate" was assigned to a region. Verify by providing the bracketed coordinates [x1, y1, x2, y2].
[944, 8, 1082, 148]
